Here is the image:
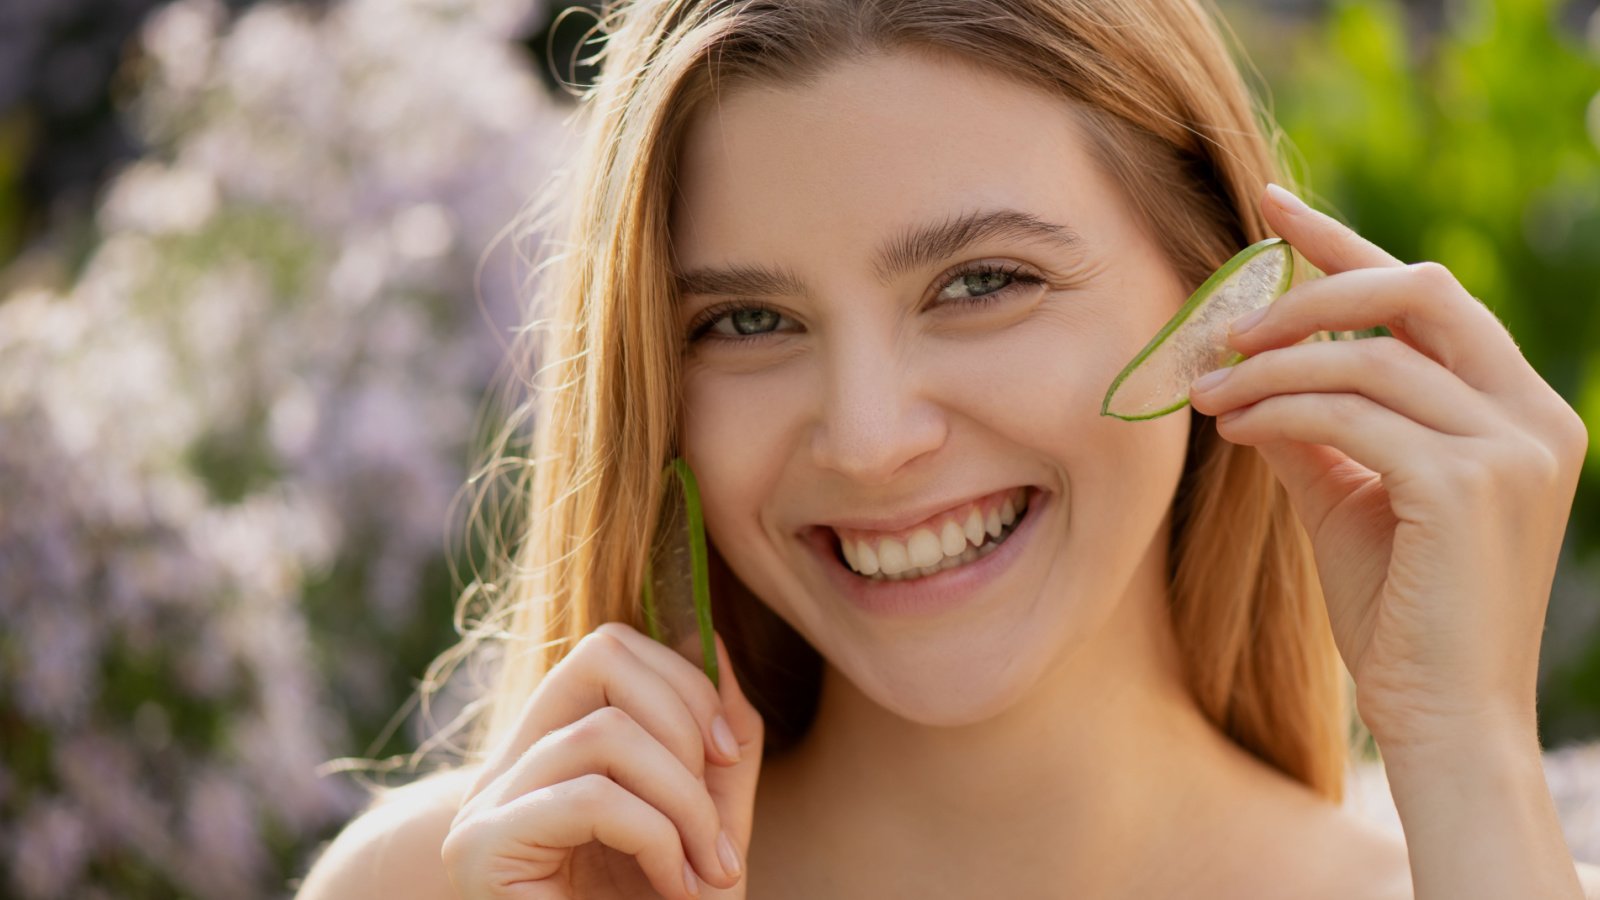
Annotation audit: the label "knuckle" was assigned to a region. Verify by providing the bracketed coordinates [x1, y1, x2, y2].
[571, 629, 634, 678]
[438, 821, 471, 870]
[585, 703, 635, 736]
[1469, 432, 1563, 494]
[667, 724, 709, 780]
[1519, 438, 1566, 491]
[576, 627, 626, 660]
[565, 772, 618, 816]
[440, 812, 495, 873]
[1407, 260, 1456, 290]
[594, 621, 639, 643]
[691, 790, 724, 844]
[1543, 401, 1589, 468]
[1565, 408, 1590, 463]
[1433, 450, 1498, 494]
[560, 705, 630, 752]
[643, 806, 685, 869]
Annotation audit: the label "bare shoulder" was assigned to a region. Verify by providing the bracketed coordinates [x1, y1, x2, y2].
[293, 766, 480, 900]
[1307, 808, 1414, 899]
[1580, 860, 1600, 900]
[1315, 812, 1600, 899]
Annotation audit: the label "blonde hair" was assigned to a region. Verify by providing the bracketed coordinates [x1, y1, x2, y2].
[426, 0, 1356, 803]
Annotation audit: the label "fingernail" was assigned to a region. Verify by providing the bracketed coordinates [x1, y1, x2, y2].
[1191, 367, 1231, 393]
[1266, 182, 1309, 213]
[711, 716, 740, 762]
[684, 860, 701, 897]
[717, 830, 743, 878]
[1230, 306, 1268, 335]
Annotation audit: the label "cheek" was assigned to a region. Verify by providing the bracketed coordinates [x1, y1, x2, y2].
[683, 365, 800, 474]
[681, 367, 798, 565]
[926, 310, 1190, 544]
[925, 307, 1133, 453]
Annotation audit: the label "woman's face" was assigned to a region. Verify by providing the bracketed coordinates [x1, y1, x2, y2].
[670, 48, 1195, 726]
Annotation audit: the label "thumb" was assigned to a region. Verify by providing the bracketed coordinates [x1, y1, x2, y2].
[704, 630, 764, 857]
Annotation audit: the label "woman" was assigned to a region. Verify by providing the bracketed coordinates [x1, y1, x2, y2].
[297, 0, 1600, 896]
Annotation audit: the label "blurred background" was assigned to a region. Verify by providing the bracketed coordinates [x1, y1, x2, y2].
[0, 0, 1596, 895]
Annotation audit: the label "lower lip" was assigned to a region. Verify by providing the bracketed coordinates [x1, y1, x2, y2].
[807, 487, 1050, 617]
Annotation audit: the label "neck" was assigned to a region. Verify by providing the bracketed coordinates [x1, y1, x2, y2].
[753, 558, 1290, 895]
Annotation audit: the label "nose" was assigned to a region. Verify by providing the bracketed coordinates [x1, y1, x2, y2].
[808, 331, 947, 484]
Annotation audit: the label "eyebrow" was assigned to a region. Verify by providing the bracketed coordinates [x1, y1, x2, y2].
[673, 207, 1081, 299]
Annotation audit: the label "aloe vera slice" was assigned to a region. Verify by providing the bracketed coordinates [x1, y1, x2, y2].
[1100, 238, 1295, 421]
[640, 456, 719, 688]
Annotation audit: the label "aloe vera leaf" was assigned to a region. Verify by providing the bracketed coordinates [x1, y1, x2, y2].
[1101, 238, 1294, 421]
[641, 457, 719, 688]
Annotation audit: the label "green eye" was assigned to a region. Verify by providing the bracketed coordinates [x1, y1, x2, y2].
[728, 308, 780, 335]
[686, 302, 796, 344]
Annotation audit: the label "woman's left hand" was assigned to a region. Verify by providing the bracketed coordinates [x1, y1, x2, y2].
[1186, 183, 1589, 752]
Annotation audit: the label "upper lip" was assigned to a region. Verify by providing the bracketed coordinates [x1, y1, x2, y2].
[804, 485, 1038, 536]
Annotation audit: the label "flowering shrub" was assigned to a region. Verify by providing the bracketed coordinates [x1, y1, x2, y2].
[0, 0, 567, 895]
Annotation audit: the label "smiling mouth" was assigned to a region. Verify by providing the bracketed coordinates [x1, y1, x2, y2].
[829, 489, 1035, 582]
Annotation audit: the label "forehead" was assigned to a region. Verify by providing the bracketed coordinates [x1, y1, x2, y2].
[668, 49, 1118, 269]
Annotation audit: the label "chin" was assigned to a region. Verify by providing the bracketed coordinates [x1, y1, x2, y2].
[828, 629, 1056, 728]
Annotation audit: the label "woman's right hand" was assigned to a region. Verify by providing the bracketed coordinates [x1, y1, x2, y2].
[441, 623, 764, 899]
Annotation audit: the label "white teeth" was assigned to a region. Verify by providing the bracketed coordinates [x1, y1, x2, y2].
[906, 529, 943, 569]
[856, 541, 880, 576]
[943, 541, 986, 575]
[835, 489, 1039, 579]
[940, 520, 967, 556]
[877, 538, 909, 576]
[964, 509, 985, 547]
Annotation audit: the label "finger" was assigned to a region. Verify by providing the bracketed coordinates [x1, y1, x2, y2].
[442, 773, 703, 900]
[591, 622, 743, 766]
[1261, 183, 1404, 275]
[476, 705, 741, 890]
[1189, 336, 1491, 438]
[1250, 439, 1378, 539]
[469, 629, 708, 803]
[1227, 263, 1531, 397]
[1215, 391, 1444, 482]
[703, 632, 763, 864]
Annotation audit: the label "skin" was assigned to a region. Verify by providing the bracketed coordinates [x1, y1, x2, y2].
[670, 48, 1415, 897]
[295, 45, 1599, 900]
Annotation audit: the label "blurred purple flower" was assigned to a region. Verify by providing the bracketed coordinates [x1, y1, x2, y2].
[1, 0, 566, 894]
[10, 798, 92, 900]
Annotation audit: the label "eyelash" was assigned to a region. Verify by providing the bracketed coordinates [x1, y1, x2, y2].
[685, 261, 1046, 345]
